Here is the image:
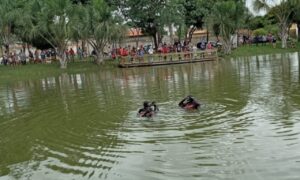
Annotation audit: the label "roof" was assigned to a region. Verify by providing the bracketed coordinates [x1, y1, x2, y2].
[127, 28, 144, 37]
[193, 29, 208, 35]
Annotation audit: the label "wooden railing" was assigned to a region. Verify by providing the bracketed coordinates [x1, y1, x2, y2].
[118, 49, 218, 66]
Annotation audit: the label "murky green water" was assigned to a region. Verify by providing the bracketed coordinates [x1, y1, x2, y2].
[1, 53, 300, 180]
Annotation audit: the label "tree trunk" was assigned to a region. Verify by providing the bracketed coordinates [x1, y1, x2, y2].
[187, 26, 197, 44]
[82, 40, 86, 57]
[95, 51, 104, 65]
[169, 24, 174, 44]
[280, 22, 288, 48]
[206, 29, 209, 42]
[223, 42, 232, 54]
[22, 43, 26, 53]
[1, 46, 3, 57]
[135, 36, 139, 48]
[27, 43, 31, 54]
[157, 31, 163, 45]
[216, 35, 220, 42]
[152, 34, 158, 51]
[282, 34, 288, 48]
[223, 38, 232, 54]
[4, 44, 9, 56]
[178, 24, 182, 42]
[58, 50, 67, 69]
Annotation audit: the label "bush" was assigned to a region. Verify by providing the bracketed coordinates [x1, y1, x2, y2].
[253, 28, 268, 36]
[265, 25, 279, 37]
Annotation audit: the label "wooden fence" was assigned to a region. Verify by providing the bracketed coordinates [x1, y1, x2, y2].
[118, 49, 218, 68]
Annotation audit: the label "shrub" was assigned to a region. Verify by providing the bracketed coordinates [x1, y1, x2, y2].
[253, 28, 268, 36]
[265, 25, 279, 37]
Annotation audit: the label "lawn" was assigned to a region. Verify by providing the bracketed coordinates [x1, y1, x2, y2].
[228, 41, 300, 58]
[0, 61, 117, 84]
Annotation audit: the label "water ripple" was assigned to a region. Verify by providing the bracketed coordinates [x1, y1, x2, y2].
[1, 55, 300, 180]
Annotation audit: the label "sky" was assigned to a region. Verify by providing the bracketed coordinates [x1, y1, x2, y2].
[246, 0, 265, 16]
[246, 0, 281, 16]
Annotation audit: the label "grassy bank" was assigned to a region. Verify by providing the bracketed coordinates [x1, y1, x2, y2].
[228, 42, 300, 58]
[1, 42, 300, 83]
[0, 60, 118, 83]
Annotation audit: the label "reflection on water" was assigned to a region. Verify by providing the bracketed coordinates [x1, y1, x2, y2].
[1, 52, 300, 180]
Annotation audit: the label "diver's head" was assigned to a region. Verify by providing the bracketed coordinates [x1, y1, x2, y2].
[187, 96, 193, 102]
[143, 101, 150, 107]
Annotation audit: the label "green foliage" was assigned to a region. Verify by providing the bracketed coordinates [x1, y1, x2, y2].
[265, 25, 279, 36]
[212, 23, 220, 38]
[254, 0, 299, 48]
[176, 23, 187, 40]
[229, 42, 300, 58]
[0, 0, 23, 50]
[29, 0, 74, 49]
[109, 0, 188, 48]
[253, 28, 268, 36]
[182, 0, 209, 29]
[212, 0, 247, 54]
[71, 0, 126, 63]
[181, 0, 215, 41]
[248, 16, 267, 30]
[26, 35, 53, 50]
[213, 0, 246, 35]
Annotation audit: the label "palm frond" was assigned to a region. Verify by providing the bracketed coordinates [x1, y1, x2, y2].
[253, 0, 271, 12]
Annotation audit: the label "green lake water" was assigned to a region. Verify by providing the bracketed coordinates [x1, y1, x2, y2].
[0, 53, 300, 180]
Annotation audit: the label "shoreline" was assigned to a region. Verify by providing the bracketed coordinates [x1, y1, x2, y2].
[1, 43, 300, 83]
[227, 42, 300, 58]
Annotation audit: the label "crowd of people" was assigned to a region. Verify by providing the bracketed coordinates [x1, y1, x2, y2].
[240, 33, 277, 47]
[0, 47, 88, 66]
[113, 40, 217, 62]
[0, 39, 220, 66]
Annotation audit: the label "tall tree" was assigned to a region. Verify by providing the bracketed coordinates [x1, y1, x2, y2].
[14, 0, 53, 51]
[181, 0, 213, 43]
[212, 0, 247, 54]
[28, 0, 74, 69]
[254, 0, 298, 48]
[0, 0, 22, 55]
[157, 0, 184, 44]
[73, 0, 126, 64]
[108, 0, 168, 50]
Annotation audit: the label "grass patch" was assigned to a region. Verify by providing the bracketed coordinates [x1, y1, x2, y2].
[228, 41, 300, 58]
[0, 60, 118, 84]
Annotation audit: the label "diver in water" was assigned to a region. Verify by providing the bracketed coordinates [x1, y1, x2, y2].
[150, 101, 159, 112]
[178, 95, 200, 110]
[138, 101, 159, 117]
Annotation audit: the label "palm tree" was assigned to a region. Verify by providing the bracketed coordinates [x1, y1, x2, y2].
[74, 0, 126, 65]
[253, 0, 298, 48]
[0, 0, 23, 55]
[27, 0, 74, 69]
[212, 0, 246, 54]
[157, 0, 184, 44]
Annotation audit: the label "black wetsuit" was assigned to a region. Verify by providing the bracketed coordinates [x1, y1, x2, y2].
[138, 102, 158, 117]
[179, 96, 200, 109]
